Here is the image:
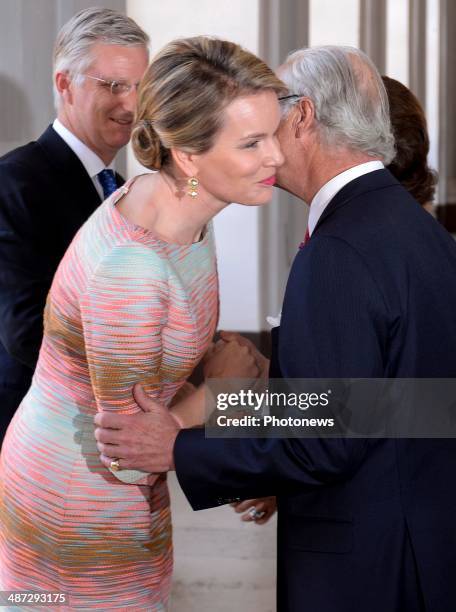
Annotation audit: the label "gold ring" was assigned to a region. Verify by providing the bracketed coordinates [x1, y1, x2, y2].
[110, 459, 121, 472]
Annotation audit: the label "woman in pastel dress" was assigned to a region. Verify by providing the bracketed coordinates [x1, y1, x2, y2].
[0, 36, 285, 609]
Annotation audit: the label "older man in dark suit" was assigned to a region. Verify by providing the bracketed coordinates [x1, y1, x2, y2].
[0, 8, 149, 439]
[95, 46, 456, 611]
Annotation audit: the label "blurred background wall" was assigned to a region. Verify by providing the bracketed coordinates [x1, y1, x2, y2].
[0, 2, 454, 610]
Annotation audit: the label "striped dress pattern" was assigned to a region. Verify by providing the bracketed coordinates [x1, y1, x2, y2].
[0, 179, 219, 610]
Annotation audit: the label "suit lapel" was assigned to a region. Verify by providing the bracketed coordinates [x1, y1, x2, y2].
[115, 171, 125, 188]
[37, 125, 102, 206]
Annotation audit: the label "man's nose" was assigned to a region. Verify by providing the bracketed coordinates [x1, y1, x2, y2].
[119, 87, 138, 112]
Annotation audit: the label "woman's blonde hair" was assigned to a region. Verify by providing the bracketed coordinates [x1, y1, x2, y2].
[131, 36, 287, 170]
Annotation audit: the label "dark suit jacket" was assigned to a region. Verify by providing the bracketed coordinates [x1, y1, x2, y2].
[175, 170, 456, 612]
[0, 125, 123, 439]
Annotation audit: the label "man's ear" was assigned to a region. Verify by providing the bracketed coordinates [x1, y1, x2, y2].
[294, 97, 316, 138]
[55, 71, 73, 105]
[170, 147, 199, 178]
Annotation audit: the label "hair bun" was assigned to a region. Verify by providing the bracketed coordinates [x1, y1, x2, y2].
[131, 120, 168, 171]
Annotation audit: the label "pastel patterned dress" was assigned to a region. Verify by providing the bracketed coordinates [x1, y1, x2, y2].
[0, 178, 218, 610]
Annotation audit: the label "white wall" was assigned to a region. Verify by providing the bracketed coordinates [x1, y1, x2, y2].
[309, 0, 359, 46]
[126, 0, 263, 330]
[426, 0, 440, 174]
[386, 0, 409, 85]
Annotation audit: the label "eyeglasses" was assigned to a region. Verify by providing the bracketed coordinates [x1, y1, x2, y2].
[278, 94, 302, 102]
[78, 74, 140, 97]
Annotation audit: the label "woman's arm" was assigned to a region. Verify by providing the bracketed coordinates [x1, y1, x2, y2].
[80, 244, 168, 484]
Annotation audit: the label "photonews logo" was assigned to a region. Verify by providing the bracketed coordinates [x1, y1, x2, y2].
[216, 388, 331, 411]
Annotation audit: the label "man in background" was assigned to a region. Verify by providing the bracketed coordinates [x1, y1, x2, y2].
[0, 7, 149, 440]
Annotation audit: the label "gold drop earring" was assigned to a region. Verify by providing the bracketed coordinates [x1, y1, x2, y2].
[187, 177, 199, 198]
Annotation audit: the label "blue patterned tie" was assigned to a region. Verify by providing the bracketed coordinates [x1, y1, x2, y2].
[97, 169, 118, 199]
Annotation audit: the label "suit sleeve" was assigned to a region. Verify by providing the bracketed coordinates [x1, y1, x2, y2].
[175, 235, 391, 509]
[0, 162, 54, 368]
[80, 244, 169, 484]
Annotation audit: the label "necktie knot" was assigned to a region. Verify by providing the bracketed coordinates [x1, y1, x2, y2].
[97, 169, 118, 199]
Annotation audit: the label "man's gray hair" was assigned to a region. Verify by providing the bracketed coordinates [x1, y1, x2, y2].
[53, 7, 149, 109]
[279, 46, 395, 164]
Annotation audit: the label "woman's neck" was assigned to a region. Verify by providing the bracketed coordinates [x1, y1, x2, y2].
[119, 172, 227, 245]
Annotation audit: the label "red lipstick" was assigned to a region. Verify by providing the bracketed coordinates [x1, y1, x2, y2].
[260, 175, 276, 186]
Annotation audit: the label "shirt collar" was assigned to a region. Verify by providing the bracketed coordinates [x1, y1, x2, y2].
[52, 118, 115, 179]
[307, 160, 384, 236]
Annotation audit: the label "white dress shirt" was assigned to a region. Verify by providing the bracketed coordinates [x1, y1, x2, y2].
[307, 160, 384, 237]
[52, 119, 115, 200]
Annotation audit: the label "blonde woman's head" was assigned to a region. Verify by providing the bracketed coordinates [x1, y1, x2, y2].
[132, 36, 287, 172]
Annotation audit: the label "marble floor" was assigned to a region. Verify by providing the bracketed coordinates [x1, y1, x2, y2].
[168, 473, 277, 612]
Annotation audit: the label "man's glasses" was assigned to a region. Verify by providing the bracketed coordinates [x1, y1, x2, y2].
[78, 74, 140, 97]
[278, 94, 302, 103]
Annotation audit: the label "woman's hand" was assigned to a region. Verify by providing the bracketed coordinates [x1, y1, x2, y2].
[219, 331, 270, 378]
[231, 497, 277, 525]
[203, 339, 259, 379]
